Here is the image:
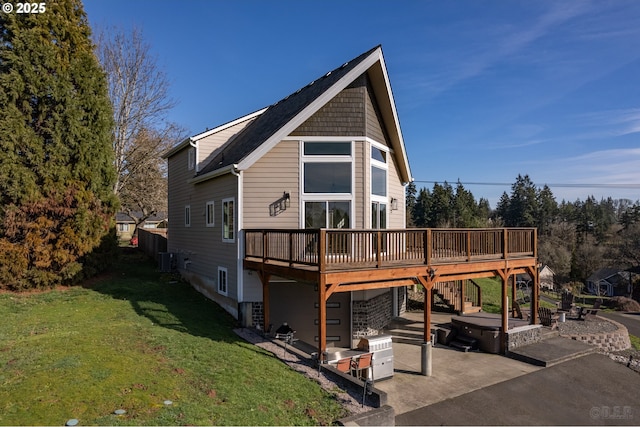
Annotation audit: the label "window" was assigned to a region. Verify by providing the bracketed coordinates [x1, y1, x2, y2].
[371, 166, 387, 197]
[371, 143, 388, 198]
[304, 163, 352, 193]
[206, 201, 215, 227]
[188, 147, 195, 171]
[302, 141, 352, 195]
[117, 223, 129, 232]
[184, 205, 191, 227]
[305, 201, 350, 229]
[218, 267, 228, 295]
[372, 202, 387, 229]
[222, 198, 235, 242]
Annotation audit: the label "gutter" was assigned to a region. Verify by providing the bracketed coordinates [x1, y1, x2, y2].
[187, 164, 239, 185]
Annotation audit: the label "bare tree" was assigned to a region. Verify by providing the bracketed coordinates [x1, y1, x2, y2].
[97, 26, 185, 229]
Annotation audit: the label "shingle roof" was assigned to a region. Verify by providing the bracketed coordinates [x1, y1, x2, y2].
[196, 45, 381, 177]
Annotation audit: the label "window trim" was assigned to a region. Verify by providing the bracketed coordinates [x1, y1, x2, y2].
[222, 197, 235, 242]
[218, 266, 228, 296]
[300, 140, 354, 196]
[184, 205, 191, 227]
[206, 201, 215, 227]
[300, 140, 354, 228]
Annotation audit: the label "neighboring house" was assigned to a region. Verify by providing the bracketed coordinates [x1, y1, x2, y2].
[539, 265, 555, 291]
[586, 268, 632, 297]
[116, 211, 167, 241]
[163, 46, 539, 353]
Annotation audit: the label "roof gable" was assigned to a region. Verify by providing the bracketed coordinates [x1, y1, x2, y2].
[194, 46, 412, 184]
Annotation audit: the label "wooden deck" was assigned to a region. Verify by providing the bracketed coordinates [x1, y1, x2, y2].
[243, 228, 540, 356]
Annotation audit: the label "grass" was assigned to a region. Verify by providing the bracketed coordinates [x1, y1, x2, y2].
[629, 335, 640, 351]
[474, 277, 556, 314]
[0, 249, 346, 426]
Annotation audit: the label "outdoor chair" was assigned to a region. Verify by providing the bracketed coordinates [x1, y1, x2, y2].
[351, 352, 373, 381]
[578, 299, 602, 320]
[538, 307, 558, 330]
[335, 357, 353, 374]
[559, 292, 575, 311]
[513, 300, 530, 320]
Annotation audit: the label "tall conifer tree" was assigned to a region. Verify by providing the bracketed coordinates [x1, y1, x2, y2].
[0, 0, 116, 289]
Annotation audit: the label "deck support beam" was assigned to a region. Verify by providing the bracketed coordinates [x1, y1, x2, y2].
[497, 268, 512, 354]
[318, 275, 327, 362]
[259, 272, 271, 332]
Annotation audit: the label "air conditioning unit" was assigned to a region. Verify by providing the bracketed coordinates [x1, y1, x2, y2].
[158, 252, 174, 273]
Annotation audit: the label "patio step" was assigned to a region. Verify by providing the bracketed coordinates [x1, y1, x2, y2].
[450, 334, 478, 352]
[507, 336, 595, 367]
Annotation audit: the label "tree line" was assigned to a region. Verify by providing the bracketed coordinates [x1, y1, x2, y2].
[406, 175, 640, 290]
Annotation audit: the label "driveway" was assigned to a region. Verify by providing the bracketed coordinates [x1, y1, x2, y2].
[396, 353, 639, 425]
[600, 311, 640, 338]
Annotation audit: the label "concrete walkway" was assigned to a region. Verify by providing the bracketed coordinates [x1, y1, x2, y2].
[375, 312, 540, 415]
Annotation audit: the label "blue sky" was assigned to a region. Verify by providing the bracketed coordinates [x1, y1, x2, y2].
[84, 0, 640, 207]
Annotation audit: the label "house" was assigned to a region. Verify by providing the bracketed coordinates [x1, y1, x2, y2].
[116, 211, 167, 241]
[515, 265, 554, 294]
[586, 268, 632, 297]
[163, 46, 539, 355]
[539, 265, 555, 291]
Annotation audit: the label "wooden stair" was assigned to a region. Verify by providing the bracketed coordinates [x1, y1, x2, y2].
[433, 280, 482, 314]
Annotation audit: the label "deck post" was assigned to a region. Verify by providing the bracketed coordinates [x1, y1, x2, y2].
[260, 272, 271, 332]
[318, 229, 326, 273]
[511, 274, 516, 318]
[318, 275, 327, 363]
[530, 265, 539, 325]
[419, 276, 434, 376]
[500, 270, 509, 354]
[459, 280, 466, 314]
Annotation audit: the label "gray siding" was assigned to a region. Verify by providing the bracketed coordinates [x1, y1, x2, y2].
[167, 147, 239, 315]
[197, 118, 257, 172]
[243, 140, 300, 229]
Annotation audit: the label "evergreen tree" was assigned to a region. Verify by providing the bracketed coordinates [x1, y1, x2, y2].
[405, 181, 417, 227]
[0, 0, 116, 290]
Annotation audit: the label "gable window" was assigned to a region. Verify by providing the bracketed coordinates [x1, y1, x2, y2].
[188, 147, 195, 171]
[206, 201, 215, 227]
[218, 267, 228, 295]
[222, 198, 235, 242]
[185, 205, 191, 227]
[302, 141, 353, 194]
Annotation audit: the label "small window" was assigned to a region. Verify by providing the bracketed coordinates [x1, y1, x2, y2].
[188, 147, 195, 171]
[371, 146, 386, 163]
[222, 198, 235, 242]
[218, 267, 228, 295]
[206, 201, 215, 227]
[185, 205, 191, 227]
[304, 141, 351, 156]
[117, 223, 129, 232]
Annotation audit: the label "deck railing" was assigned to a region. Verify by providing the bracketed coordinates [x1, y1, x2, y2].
[244, 228, 536, 271]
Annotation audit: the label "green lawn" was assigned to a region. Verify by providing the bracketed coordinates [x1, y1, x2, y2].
[0, 249, 346, 426]
[474, 277, 555, 314]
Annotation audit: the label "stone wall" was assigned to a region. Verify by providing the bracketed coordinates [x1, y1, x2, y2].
[506, 325, 543, 351]
[353, 291, 393, 339]
[560, 317, 631, 352]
